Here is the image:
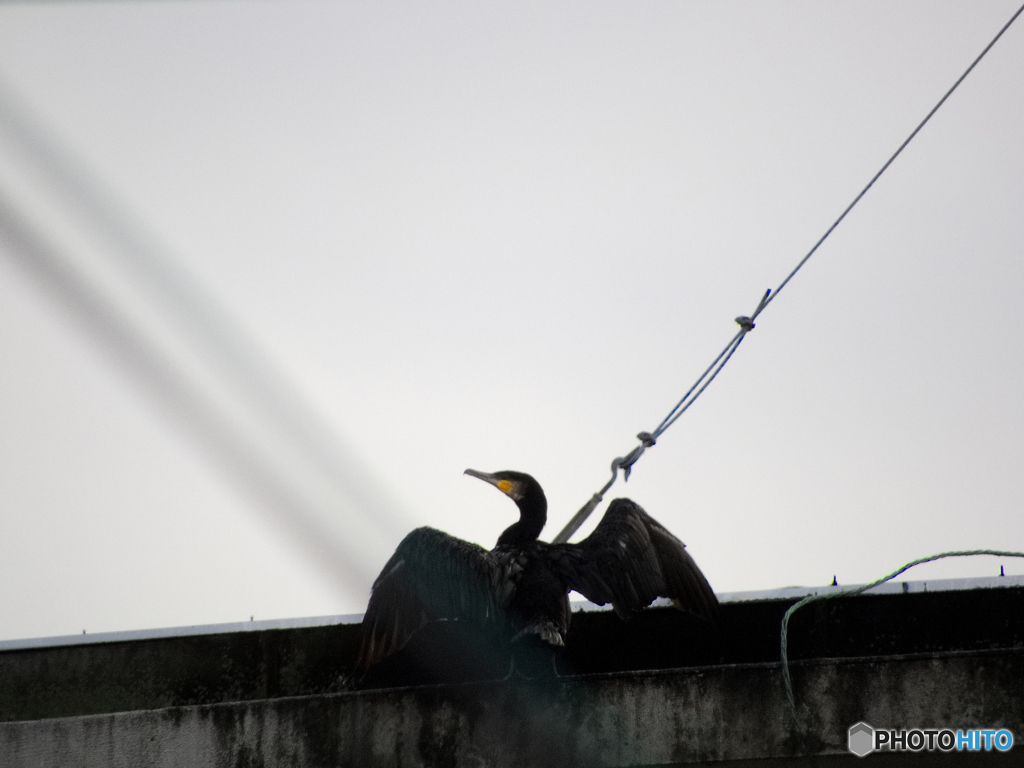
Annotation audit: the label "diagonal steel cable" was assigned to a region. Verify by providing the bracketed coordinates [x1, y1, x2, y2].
[553, 0, 1024, 544]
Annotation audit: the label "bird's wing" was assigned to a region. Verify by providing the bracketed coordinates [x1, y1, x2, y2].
[557, 498, 719, 622]
[355, 527, 511, 674]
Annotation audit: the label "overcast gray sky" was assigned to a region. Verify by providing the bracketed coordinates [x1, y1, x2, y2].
[0, 0, 1022, 641]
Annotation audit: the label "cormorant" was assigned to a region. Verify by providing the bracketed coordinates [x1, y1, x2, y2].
[355, 469, 718, 676]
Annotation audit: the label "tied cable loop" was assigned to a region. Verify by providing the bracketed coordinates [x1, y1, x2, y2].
[614, 431, 657, 481]
[780, 550, 1024, 727]
[552, 0, 1024, 547]
[551, 289, 768, 545]
[654, 288, 771, 440]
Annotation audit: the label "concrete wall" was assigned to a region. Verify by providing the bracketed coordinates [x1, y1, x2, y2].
[0, 624, 359, 722]
[2, 649, 1023, 767]
[3, 586, 1024, 766]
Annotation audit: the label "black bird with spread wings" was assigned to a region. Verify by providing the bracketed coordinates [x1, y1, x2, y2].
[355, 469, 718, 676]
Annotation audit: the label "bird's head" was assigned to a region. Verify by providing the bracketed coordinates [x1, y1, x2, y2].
[464, 468, 547, 544]
[463, 469, 538, 501]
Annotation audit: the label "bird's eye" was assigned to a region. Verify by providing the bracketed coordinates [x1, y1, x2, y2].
[497, 480, 513, 494]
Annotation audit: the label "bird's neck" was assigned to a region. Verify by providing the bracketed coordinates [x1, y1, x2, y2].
[497, 489, 547, 547]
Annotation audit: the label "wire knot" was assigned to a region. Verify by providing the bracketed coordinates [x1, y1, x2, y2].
[735, 289, 771, 335]
[613, 433, 657, 481]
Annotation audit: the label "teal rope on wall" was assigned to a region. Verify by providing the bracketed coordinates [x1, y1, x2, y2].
[780, 550, 1024, 723]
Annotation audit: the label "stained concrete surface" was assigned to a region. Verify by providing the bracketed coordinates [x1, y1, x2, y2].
[2, 587, 1023, 765]
[2, 650, 1023, 766]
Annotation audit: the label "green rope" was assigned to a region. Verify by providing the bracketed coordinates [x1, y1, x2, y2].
[781, 550, 1024, 723]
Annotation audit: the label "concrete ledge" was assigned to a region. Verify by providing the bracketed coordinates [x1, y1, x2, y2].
[0, 614, 364, 653]
[2, 649, 1023, 767]
[4, 584, 1023, 765]
[4, 585, 1024, 724]
[5, 575, 1019, 653]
